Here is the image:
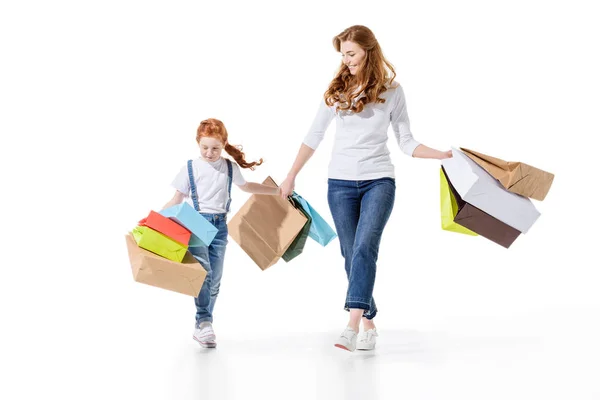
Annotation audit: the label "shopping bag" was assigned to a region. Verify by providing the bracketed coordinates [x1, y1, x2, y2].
[132, 225, 188, 262]
[282, 196, 312, 262]
[125, 233, 206, 296]
[440, 168, 478, 236]
[138, 210, 192, 246]
[442, 166, 521, 248]
[441, 147, 540, 233]
[160, 202, 218, 247]
[228, 176, 308, 270]
[291, 192, 337, 246]
[460, 147, 554, 201]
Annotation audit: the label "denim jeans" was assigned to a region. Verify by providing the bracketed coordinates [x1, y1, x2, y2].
[327, 177, 396, 320]
[189, 213, 228, 325]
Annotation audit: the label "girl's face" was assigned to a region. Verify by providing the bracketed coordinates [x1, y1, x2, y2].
[340, 40, 366, 75]
[198, 136, 224, 162]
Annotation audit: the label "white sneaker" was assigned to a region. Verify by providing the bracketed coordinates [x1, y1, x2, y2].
[356, 328, 378, 350]
[193, 321, 217, 348]
[334, 327, 357, 351]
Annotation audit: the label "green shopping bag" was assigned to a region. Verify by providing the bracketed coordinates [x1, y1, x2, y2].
[282, 197, 312, 262]
[132, 225, 189, 262]
[440, 167, 478, 236]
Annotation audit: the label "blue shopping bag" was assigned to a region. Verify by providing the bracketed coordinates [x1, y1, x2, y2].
[160, 202, 218, 247]
[291, 192, 337, 246]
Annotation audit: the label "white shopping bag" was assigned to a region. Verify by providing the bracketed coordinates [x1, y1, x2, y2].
[441, 147, 540, 233]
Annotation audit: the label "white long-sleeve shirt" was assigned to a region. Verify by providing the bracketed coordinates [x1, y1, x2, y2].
[303, 82, 421, 180]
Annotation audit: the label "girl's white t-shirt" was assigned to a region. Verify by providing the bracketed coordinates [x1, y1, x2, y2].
[171, 157, 247, 213]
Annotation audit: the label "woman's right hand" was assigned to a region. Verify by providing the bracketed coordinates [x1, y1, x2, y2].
[279, 176, 296, 199]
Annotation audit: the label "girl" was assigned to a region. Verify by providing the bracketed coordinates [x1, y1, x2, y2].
[279, 26, 452, 351]
[162, 118, 280, 348]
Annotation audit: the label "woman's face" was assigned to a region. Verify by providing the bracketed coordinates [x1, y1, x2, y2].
[340, 41, 366, 75]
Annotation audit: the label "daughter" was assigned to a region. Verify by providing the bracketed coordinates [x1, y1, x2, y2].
[162, 118, 280, 348]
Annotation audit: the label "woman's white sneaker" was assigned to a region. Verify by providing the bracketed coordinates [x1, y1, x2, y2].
[356, 328, 378, 350]
[334, 327, 358, 351]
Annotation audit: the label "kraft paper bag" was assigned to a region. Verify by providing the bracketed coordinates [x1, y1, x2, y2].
[460, 147, 554, 201]
[228, 176, 308, 270]
[125, 233, 206, 296]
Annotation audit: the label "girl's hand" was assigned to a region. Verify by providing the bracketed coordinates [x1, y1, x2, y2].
[280, 176, 295, 199]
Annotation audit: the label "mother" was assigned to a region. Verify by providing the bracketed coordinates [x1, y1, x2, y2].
[280, 25, 452, 351]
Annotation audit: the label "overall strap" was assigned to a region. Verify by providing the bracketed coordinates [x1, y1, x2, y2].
[187, 159, 200, 211]
[225, 159, 233, 213]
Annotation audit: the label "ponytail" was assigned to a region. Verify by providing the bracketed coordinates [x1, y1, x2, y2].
[224, 143, 263, 170]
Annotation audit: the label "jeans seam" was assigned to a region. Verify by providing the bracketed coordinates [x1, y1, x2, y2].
[346, 298, 372, 305]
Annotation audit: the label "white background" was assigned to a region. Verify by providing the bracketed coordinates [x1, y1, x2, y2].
[1, 0, 599, 399]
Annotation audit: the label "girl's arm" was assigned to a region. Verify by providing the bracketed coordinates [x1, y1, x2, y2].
[161, 191, 185, 210]
[239, 182, 281, 196]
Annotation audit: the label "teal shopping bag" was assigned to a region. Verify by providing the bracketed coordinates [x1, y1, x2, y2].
[291, 192, 337, 246]
[159, 202, 218, 247]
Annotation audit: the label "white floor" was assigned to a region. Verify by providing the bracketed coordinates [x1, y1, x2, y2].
[23, 303, 597, 400]
[164, 312, 600, 400]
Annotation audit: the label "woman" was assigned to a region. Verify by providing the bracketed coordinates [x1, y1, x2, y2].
[279, 25, 452, 351]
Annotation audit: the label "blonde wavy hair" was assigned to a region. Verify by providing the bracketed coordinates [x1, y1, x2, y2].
[324, 25, 397, 113]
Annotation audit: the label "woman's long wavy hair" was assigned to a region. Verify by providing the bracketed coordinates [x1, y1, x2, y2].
[324, 25, 397, 113]
[196, 118, 263, 170]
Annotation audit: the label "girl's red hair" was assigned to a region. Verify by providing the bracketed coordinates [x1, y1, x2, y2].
[196, 118, 263, 170]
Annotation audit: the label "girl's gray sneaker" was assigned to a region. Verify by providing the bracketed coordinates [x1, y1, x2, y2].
[193, 321, 217, 348]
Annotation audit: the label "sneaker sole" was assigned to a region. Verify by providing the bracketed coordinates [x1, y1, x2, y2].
[193, 336, 217, 348]
[356, 345, 375, 351]
[334, 343, 355, 352]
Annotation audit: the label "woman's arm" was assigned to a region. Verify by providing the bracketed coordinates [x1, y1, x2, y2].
[280, 99, 334, 199]
[390, 86, 451, 160]
[412, 145, 452, 160]
[279, 144, 316, 199]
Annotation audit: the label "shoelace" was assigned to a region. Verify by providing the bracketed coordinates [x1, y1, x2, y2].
[359, 330, 377, 342]
[342, 328, 356, 340]
[196, 325, 215, 336]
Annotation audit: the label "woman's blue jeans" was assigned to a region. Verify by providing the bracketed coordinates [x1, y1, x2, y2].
[327, 177, 396, 320]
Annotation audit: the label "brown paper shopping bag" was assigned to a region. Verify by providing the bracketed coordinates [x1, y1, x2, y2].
[125, 233, 206, 296]
[227, 176, 308, 270]
[460, 147, 554, 201]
